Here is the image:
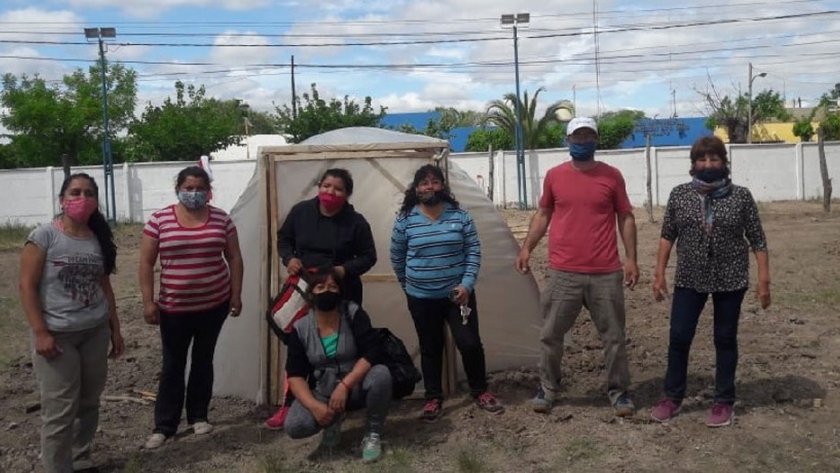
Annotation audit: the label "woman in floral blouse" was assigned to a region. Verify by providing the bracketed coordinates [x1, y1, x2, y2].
[650, 135, 770, 427]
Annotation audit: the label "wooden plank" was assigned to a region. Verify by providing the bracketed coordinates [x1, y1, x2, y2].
[271, 151, 437, 162]
[360, 273, 399, 282]
[261, 141, 448, 155]
[267, 156, 283, 406]
[259, 155, 272, 406]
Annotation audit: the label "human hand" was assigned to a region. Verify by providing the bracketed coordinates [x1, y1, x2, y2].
[515, 249, 531, 274]
[451, 285, 470, 305]
[312, 402, 336, 427]
[287, 258, 303, 276]
[229, 296, 242, 317]
[757, 280, 771, 309]
[653, 275, 669, 302]
[109, 330, 125, 359]
[329, 382, 349, 414]
[624, 260, 639, 290]
[34, 331, 62, 359]
[143, 301, 160, 325]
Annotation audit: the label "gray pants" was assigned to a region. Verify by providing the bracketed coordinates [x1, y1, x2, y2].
[285, 364, 392, 439]
[32, 321, 110, 473]
[539, 269, 631, 405]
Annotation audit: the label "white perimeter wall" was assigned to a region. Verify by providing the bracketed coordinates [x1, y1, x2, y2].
[2, 142, 839, 226]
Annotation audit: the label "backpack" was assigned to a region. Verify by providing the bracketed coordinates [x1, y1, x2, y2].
[374, 327, 423, 400]
[265, 275, 309, 344]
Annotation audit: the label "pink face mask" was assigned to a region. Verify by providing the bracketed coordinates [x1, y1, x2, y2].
[318, 192, 346, 212]
[63, 197, 99, 223]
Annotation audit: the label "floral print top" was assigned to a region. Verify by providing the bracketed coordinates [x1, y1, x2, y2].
[661, 183, 768, 293]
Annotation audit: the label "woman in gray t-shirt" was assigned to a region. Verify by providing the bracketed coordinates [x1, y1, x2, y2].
[19, 173, 124, 473]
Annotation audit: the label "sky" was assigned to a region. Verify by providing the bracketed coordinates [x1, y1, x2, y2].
[1, 0, 840, 122]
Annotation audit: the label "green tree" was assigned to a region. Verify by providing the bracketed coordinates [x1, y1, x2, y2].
[815, 88, 840, 141]
[464, 127, 515, 152]
[0, 63, 137, 168]
[792, 116, 815, 142]
[700, 82, 790, 143]
[129, 81, 244, 162]
[597, 110, 646, 149]
[483, 87, 574, 149]
[275, 83, 386, 143]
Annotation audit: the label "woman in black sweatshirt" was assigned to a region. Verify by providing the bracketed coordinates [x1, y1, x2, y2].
[276, 168, 377, 305]
[266, 168, 377, 430]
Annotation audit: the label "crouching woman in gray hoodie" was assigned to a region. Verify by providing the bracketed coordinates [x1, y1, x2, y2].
[283, 266, 391, 463]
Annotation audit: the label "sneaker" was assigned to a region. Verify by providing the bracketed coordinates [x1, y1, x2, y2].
[531, 387, 554, 414]
[264, 406, 289, 430]
[613, 393, 636, 417]
[190, 421, 213, 435]
[650, 398, 682, 423]
[319, 422, 342, 448]
[707, 403, 734, 427]
[476, 391, 504, 414]
[361, 432, 382, 463]
[143, 433, 167, 450]
[420, 398, 443, 423]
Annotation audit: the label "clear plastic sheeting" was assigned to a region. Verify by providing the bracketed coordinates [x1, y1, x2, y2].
[217, 127, 543, 404]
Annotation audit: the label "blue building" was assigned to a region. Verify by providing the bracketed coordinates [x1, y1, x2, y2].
[621, 117, 712, 148]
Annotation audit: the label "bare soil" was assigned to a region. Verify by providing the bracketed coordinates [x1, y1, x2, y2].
[1, 202, 839, 473]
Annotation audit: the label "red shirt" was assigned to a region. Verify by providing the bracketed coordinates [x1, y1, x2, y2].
[143, 205, 236, 313]
[538, 161, 633, 273]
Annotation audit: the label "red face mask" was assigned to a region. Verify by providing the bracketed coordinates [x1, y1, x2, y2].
[63, 197, 98, 223]
[318, 192, 346, 212]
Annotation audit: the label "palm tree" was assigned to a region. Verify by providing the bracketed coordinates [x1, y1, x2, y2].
[483, 87, 575, 149]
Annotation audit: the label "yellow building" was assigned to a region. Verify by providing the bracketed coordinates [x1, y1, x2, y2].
[714, 122, 820, 143]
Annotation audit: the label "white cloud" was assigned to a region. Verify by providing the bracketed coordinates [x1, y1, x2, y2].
[207, 32, 278, 67]
[0, 7, 84, 41]
[59, 0, 271, 18]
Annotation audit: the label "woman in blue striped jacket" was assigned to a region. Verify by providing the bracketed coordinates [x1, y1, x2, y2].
[390, 164, 503, 422]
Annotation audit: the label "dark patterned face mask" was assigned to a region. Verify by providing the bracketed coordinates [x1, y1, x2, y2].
[177, 191, 208, 209]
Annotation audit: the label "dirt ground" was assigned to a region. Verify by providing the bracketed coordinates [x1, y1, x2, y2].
[1, 202, 839, 473]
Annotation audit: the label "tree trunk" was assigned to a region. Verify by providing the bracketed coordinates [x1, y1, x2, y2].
[61, 154, 71, 180]
[487, 144, 494, 203]
[817, 128, 833, 213]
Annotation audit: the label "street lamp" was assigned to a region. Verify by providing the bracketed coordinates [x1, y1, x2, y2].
[84, 27, 117, 223]
[501, 12, 529, 209]
[746, 62, 767, 144]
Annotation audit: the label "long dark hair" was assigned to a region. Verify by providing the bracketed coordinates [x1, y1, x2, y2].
[398, 164, 459, 216]
[59, 173, 117, 275]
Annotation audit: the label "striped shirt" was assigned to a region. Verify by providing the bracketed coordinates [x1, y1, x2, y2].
[143, 205, 236, 313]
[390, 203, 480, 299]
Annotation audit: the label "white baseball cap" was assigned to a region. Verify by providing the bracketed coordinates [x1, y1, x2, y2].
[566, 117, 598, 136]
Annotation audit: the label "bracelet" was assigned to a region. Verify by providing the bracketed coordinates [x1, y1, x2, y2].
[340, 379, 351, 391]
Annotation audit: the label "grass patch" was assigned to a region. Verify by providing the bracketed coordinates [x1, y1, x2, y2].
[775, 288, 840, 309]
[457, 449, 487, 473]
[258, 454, 297, 473]
[0, 223, 32, 251]
[564, 437, 602, 463]
[118, 457, 143, 473]
[0, 297, 27, 369]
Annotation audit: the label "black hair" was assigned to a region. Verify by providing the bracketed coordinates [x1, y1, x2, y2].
[59, 173, 117, 275]
[175, 166, 212, 191]
[398, 164, 459, 216]
[302, 265, 345, 301]
[689, 136, 731, 177]
[318, 168, 354, 196]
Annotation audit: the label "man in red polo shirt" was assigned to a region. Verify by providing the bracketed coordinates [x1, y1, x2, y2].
[516, 116, 639, 417]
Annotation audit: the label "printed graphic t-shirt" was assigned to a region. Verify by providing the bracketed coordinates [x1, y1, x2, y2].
[27, 224, 108, 332]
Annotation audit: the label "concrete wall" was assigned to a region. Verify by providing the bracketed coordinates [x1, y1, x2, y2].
[2, 142, 839, 226]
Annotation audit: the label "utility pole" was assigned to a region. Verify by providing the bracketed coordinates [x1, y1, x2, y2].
[84, 27, 117, 223]
[291, 55, 297, 119]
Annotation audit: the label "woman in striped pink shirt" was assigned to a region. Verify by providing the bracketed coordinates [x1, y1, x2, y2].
[139, 166, 244, 450]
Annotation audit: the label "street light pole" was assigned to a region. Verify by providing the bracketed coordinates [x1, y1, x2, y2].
[747, 62, 767, 145]
[501, 13, 530, 209]
[84, 27, 117, 223]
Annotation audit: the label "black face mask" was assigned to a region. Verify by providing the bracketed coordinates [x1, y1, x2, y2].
[695, 168, 728, 183]
[313, 291, 341, 311]
[418, 190, 445, 206]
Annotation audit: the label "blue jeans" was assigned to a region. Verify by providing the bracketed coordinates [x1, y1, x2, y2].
[664, 287, 746, 405]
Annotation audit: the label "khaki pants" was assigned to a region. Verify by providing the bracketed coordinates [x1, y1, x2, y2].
[33, 321, 110, 473]
[539, 269, 630, 405]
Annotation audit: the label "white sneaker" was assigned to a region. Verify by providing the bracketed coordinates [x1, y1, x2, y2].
[144, 433, 167, 450]
[191, 421, 214, 435]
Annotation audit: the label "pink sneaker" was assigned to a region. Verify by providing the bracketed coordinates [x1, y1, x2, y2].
[650, 398, 682, 423]
[707, 403, 734, 427]
[476, 391, 504, 414]
[264, 406, 289, 430]
[420, 399, 443, 423]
